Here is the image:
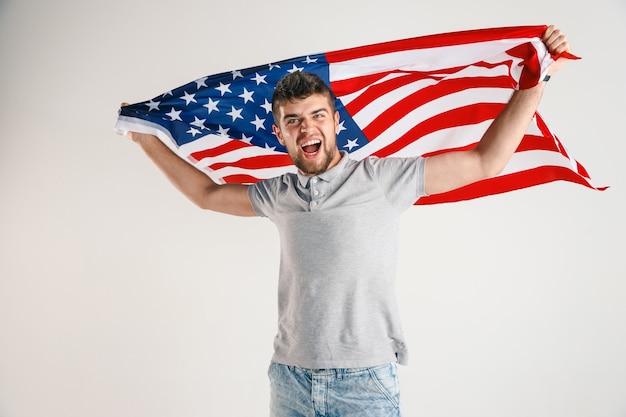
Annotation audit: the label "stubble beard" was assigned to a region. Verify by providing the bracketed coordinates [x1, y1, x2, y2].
[291, 143, 338, 176]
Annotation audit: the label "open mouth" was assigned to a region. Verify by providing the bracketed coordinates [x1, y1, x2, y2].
[301, 139, 321, 155]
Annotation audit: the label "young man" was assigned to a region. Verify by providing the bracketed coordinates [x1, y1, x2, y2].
[123, 26, 570, 417]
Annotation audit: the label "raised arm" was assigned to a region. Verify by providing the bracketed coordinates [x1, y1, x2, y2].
[423, 25, 571, 196]
[125, 127, 256, 217]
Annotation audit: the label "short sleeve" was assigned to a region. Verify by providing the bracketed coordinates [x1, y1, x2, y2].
[365, 156, 427, 210]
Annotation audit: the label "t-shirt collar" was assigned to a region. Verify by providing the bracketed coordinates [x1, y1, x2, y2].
[297, 151, 349, 188]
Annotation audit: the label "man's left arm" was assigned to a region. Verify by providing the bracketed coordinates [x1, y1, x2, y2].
[423, 25, 571, 196]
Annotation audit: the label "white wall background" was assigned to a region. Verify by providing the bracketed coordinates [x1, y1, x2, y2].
[1, 0, 624, 416]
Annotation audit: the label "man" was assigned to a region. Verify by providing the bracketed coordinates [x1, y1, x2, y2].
[123, 25, 570, 417]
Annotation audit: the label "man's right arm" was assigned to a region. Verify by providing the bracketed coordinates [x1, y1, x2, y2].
[127, 131, 257, 217]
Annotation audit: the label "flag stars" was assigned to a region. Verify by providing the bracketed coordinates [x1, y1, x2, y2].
[204, 98, 220, 114]
[251, 115, 266, 131]
[194, 77, 208, 89]
[287, 64, 304, 73]
[190, 116, 207, 129]
[217, 125, 230, 136]
[239, 87, 255, 103]
[343, 138, 360, 151]
[181, 91, 197, 105]
[240, 133, 253, 144]
[145, 99, 160, 111]
[216, 82, 232, 96]
[268, 63, 281, 70]
[187, 127, 202, 137]
[303, 56, 318, 64]
[227, 106, 244, 121]
[231, 70, 243, 79]
[260, 98, 272, 114]
[251, 72, 268, 85]
[166, 107, 182, 121]
[336, 120, 347, 135]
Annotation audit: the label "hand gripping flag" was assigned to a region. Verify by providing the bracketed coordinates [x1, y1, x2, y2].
[115, 25, 606, 204]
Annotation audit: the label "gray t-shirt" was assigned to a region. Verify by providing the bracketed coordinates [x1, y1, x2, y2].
[248, 151, 426, 369]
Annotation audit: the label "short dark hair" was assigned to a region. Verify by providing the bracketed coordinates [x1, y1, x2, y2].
[271, 72, 336, 124]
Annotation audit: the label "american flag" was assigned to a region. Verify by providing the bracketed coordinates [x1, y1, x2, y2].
[115, 25, 605, 205]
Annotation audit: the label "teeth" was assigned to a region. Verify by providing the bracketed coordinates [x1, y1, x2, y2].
[301, 139, 321, 147]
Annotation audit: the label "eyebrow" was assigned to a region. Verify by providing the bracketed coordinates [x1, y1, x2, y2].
[282, 108, 328, 121]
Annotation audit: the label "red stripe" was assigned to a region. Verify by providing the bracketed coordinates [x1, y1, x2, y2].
[331, 68, 458, 98]
[419, 132, 561, 158]
[420, 142, 476, 157]
[534, 113, 572, 160]
[360, 75, 512, 142]
[515, 134, 560, 153]
[507, 43, 542, 89]
[223, 174, 262, 184]
[189, 140, 249, 162]
[325, 26, 547, 63]
[372, 102, 505, 157]
[342, 71, 437, 115]
[416, 165, 604, 205]
[209, 154, 293, 171]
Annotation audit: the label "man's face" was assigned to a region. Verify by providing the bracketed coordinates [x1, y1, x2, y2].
[273, 93, 342, 176]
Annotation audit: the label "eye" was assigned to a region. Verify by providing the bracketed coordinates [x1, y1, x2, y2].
[286, 118, 299, 125]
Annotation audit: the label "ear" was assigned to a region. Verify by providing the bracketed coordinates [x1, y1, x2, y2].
[334, 111, 340, 134]
[273, 124, 285, 145]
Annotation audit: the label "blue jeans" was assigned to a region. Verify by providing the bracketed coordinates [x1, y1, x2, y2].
[268, 362, 402, 417]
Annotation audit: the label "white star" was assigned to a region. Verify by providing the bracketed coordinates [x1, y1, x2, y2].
[217, 125, 230, 136]
[287, 64, 304, 73]
[251, 72, 268, 85]
[187, 127, 202, 137]
[303, 56, 318, 64]
[215, 82, 232, 96]
[231, 70, 243, 80]
[145, 99, 160, 111]
[268, 63, 281, 70]
[260, 98, 272, 114]
[240, 133, 253, 144]
[165, 108, 182, 121]
[190, 116, 207, 129]
[343, 138, 359, 151]
[194, 77, 208, 89]
[239, 87, 255, 103]
[264, 143, 276, 151]
[180, 91, 197, 105]
[163, 91, 173, 97]
[227, 106, 244, 121]
[250, 115, 266, 131]
[336, 121, 347, 134]
[204, 98, 220, 114]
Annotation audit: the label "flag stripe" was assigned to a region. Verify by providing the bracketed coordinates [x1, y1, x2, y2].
[209, 154, 293, 171]
[324, 26, 549, 62]
[114, 25, 604, 202]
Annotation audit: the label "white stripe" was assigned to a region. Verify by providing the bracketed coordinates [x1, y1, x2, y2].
[349, 71, 513, 132]
[499, 149, 597, 189]
[329, 38, 542, 81]
[357, 119, 493, 160]
[205, 165, 296, 183]
[114, 117, 179, 154]
[350, 109, 550, 161]
[177, 133, 234, 154]
[337, 72, 424, 107]
[353, 87, 513, 157]
[179, 134, 284, 163]
[502, 149, 581, 177]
